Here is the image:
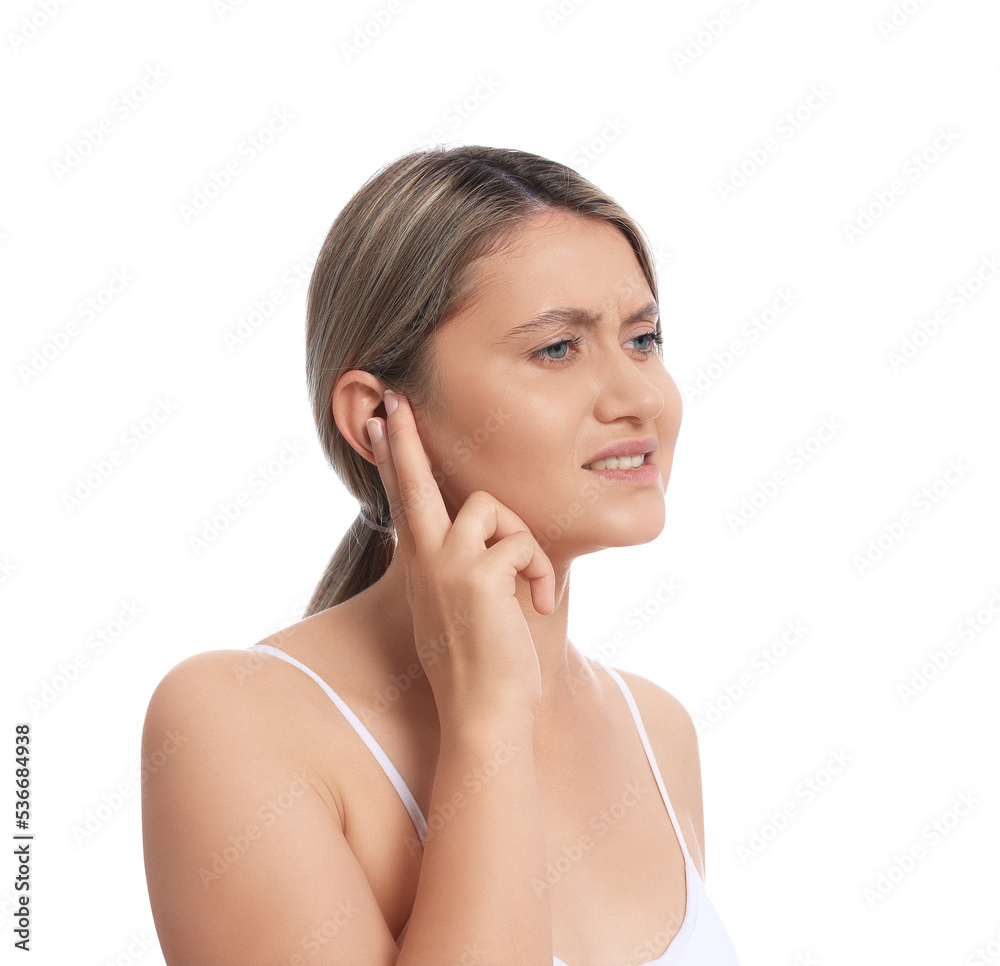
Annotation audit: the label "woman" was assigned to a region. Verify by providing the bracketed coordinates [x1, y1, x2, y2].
[141, 145, 744, 965]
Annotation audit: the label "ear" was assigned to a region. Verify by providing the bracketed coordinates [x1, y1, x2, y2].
[332, 369, 388, 465]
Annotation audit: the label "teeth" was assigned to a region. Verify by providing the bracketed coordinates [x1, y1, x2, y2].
[585, 453, 645, 471]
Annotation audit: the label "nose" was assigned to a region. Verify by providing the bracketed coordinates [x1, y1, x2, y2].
[591, 347, 664, 425]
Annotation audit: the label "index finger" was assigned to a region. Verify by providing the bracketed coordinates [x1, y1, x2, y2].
[369, 391, 452, 556]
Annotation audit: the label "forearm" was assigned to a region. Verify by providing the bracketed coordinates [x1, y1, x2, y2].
[396, 711, 551, 966]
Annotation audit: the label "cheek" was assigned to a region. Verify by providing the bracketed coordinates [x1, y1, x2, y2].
[446, 371, 556, 462]
[420, 401, 518, 506]
[486, 386, 583, 471]
[432, 390, 576, 513]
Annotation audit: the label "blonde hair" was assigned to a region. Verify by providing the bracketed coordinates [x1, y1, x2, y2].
[303, 144, 659, 617]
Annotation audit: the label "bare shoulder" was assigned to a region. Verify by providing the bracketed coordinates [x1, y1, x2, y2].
[141, 643, 347, 814]
[605, 664, 706, 880]
[606, 666, 697, 737]
[140, 646, 400, 964]
[145, 606, 336, 718]
[143, 648, 303, 751]
[145, 646, 300, 712]
[145, 647, 266, 708]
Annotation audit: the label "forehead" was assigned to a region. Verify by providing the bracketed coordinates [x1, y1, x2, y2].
[448, 210, 651, 334]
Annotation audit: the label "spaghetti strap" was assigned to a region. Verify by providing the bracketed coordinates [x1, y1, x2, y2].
[248, 643, 427, 848]
[596, 661, 694, 867]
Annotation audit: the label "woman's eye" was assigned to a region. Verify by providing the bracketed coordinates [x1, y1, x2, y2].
[633, 330, 664, 353]
[530, 330, 663, 365]
[531, 336, 582, 362]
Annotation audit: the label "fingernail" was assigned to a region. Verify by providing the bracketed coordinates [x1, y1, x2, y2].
[384, 391, 399, 415]
[366, 417, 383, 444]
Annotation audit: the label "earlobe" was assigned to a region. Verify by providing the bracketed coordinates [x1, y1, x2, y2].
[331, 369, 388, 464]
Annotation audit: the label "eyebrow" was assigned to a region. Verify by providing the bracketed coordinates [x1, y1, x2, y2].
[499, 299, 660, 344]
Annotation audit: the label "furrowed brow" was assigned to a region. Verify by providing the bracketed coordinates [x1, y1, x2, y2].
[499, 299, 659, 344]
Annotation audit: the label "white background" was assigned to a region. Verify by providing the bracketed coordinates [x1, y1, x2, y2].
[3, 0, 999, 964]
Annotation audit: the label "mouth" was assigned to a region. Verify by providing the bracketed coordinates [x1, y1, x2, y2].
[581, 452, 652, 472]
[581, 435, 658, 471]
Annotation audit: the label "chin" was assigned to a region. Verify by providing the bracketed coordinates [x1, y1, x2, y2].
[536, 511, 666, 558]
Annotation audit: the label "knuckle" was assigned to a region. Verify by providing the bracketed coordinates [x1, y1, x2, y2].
[399, 480, 431, 512]
[398, 479, 426, 514]
[508, 530, 532, 555]
[467, 490, 494, 511]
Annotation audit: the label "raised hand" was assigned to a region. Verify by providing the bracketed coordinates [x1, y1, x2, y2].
[366, 390, 555, 727]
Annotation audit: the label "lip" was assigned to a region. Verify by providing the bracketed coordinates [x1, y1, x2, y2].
[581, 435, 658, 468]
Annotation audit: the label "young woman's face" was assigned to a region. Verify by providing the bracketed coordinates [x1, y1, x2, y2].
[413, 208, 682, 559]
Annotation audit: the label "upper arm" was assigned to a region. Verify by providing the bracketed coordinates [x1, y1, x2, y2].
[141, 650, 400, 966]
[612, 668, 706, 880]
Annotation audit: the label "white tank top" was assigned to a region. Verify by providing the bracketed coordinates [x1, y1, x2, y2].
[249, 643, 743, 965]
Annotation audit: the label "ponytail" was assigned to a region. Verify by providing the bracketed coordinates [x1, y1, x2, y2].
[304, 509, 395, 618]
